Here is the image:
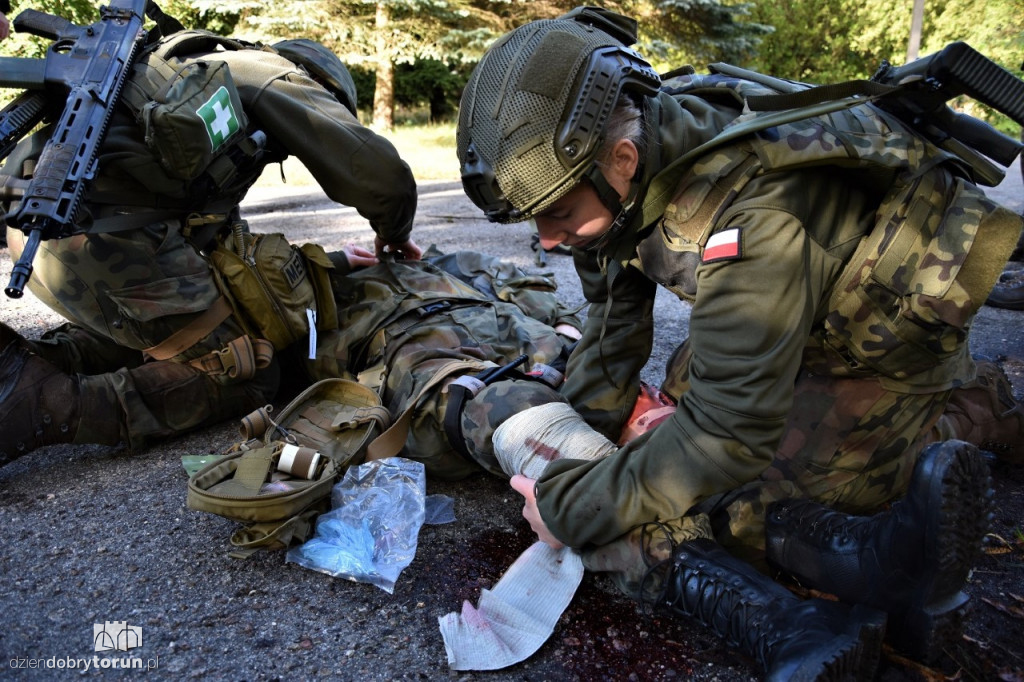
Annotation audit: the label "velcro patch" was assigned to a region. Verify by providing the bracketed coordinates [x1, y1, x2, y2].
[703, 228, 742, 263]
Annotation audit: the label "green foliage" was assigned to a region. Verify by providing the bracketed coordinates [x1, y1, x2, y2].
[746, 0, 1024, 134]
[394, 59, 471, 122]
[4, 0, 1021, 135]
[345, 59, 471, 123]
[0, 0, 98, 58]
[637, 0, 772, 69]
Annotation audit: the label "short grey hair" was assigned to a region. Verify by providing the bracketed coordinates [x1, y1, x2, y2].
[597, 94, 649, 177]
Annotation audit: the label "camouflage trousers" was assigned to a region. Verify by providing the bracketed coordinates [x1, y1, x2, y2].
[6, 224, 280, 449]
[17, 322, 278, 450]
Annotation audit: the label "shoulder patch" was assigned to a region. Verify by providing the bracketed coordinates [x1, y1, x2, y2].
[702, 227, 742, 263]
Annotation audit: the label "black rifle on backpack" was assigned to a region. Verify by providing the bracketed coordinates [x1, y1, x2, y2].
[731, 41, 1024, 187]
[0, 0, 148, 299]
[870, 41, 1024, 172]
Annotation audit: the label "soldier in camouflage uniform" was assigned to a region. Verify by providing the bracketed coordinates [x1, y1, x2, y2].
[456, 8, 1024, 679]
[307, 247, 581, 481]
[0, 34, 418, 461]
[1, 238, 584, 477]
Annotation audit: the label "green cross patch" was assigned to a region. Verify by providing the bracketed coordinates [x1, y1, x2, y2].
[196, 86, 240, 150]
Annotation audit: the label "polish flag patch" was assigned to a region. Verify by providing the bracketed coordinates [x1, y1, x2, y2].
[703, 228, 742, 263]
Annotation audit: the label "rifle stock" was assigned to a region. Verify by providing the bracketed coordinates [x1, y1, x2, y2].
[872, 42, 1024, 169]
[2, 0, 148, 299]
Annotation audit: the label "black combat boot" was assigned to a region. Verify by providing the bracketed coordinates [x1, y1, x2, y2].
[765, 440, 993, 664]
[985, 281, 1024, 310]
[0, 332, 119, 465]
[660, 538, 884, 682]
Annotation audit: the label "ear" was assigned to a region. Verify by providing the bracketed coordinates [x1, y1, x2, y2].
[609, 139, 639, 183]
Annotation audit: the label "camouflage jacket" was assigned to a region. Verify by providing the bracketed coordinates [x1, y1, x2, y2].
[307, 249, 581, 382]
[538, 71, 1022, 549]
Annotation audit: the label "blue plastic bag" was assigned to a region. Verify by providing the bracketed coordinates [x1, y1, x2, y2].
[286, 457, 428, 593]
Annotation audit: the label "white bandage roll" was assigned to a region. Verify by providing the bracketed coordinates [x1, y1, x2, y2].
[492, 402, 617, 479]
[277, 444, 321, 479]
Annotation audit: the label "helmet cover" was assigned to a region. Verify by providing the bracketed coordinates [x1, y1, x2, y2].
[457, 12, 659, 223]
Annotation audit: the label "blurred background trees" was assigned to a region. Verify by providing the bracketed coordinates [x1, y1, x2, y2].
[2, 0, 1022, 132]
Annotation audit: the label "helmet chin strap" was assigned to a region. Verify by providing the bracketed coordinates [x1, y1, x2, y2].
[580, 166, 641, 252]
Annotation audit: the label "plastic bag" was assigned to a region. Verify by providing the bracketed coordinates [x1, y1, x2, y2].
[286, 457, 428, 593]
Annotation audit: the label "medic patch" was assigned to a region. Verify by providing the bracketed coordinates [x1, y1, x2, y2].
[702, 227, 742, 263]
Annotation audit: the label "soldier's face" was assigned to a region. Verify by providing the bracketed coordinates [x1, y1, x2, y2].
[534, 180, 615, 250]
[533, 138, 637, 250]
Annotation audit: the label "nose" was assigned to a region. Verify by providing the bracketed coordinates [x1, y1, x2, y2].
[534, 222, 566, 250]
[537, 234, 566, 251]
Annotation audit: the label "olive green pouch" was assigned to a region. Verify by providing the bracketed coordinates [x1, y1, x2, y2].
[187, 378, 390, 557]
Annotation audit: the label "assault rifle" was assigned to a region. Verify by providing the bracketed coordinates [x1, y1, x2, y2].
[870, 41, 1024, 178]
[728, 41, 1024, 187]
[0, 0, 148, 298]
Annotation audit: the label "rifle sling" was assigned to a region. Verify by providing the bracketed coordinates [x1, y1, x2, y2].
[143, 295, 233, 360]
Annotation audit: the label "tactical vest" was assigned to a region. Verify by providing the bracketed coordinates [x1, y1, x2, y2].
[91, 31, 279, 233]
[635, 65, 1022, 386]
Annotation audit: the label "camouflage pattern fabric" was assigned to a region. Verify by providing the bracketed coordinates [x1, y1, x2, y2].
[590, 337, 948, 578]
[308, 252, 579, 480]
[5, 222, 248, 365]
[5, 288, 279, 451]
[579, 513, 715, 601]
[0, 39, 417, 450]
[535, 72, 1021, 554]
[689, 358, 949, 567]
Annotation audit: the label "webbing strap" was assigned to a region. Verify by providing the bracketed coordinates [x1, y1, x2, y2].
[641, 91, 893, 230]
[187, 335, 273, 380]
[144, 295, 232, 360]
[228, 509, 320, 558]
[670, 155, 761, 248]
[442, 354, 531, 461]
[364, 359, 489, 462]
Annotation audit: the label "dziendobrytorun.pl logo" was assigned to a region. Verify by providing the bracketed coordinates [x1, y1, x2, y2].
[9, 621, 159, 672]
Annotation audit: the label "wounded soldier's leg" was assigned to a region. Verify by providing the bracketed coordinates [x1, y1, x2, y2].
[488, 400, 618, 478]
[580, 513, 715, 601]
[459, 379, 569, 477]
[929, 358, 1024, 463]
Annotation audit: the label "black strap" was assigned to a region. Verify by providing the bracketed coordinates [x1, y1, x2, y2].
[144, 1, 186, 40]
[442, 354, 531, 460]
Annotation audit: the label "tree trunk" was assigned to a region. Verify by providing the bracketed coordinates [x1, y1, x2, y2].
[906, 0, 925, 62]
[372, 2, 394, 131]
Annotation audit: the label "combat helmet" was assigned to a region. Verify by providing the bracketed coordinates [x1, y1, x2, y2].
[457, 7, 660, 224]
[273, 39, 359, 116]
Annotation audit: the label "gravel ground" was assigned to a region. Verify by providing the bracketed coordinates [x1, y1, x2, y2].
[1, 161, 1022, 682]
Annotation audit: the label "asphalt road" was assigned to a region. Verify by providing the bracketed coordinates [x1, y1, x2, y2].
[0, 159, 1021, 681]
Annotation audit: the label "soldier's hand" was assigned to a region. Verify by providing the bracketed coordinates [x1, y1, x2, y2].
[341, 243, 378, 269]
[511, 474, 565, 549]
[374, 236, 422, 261]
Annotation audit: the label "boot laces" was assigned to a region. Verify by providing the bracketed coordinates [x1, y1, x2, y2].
[637, 520, 680, 614]
[780, 502, 877, 547]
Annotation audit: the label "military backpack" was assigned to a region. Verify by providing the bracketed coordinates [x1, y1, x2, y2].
[636, 60, 1022, 386]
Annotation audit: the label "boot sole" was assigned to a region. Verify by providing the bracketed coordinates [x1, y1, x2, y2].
[888, 441, 993, 663]
[786, 633, 865, 682]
